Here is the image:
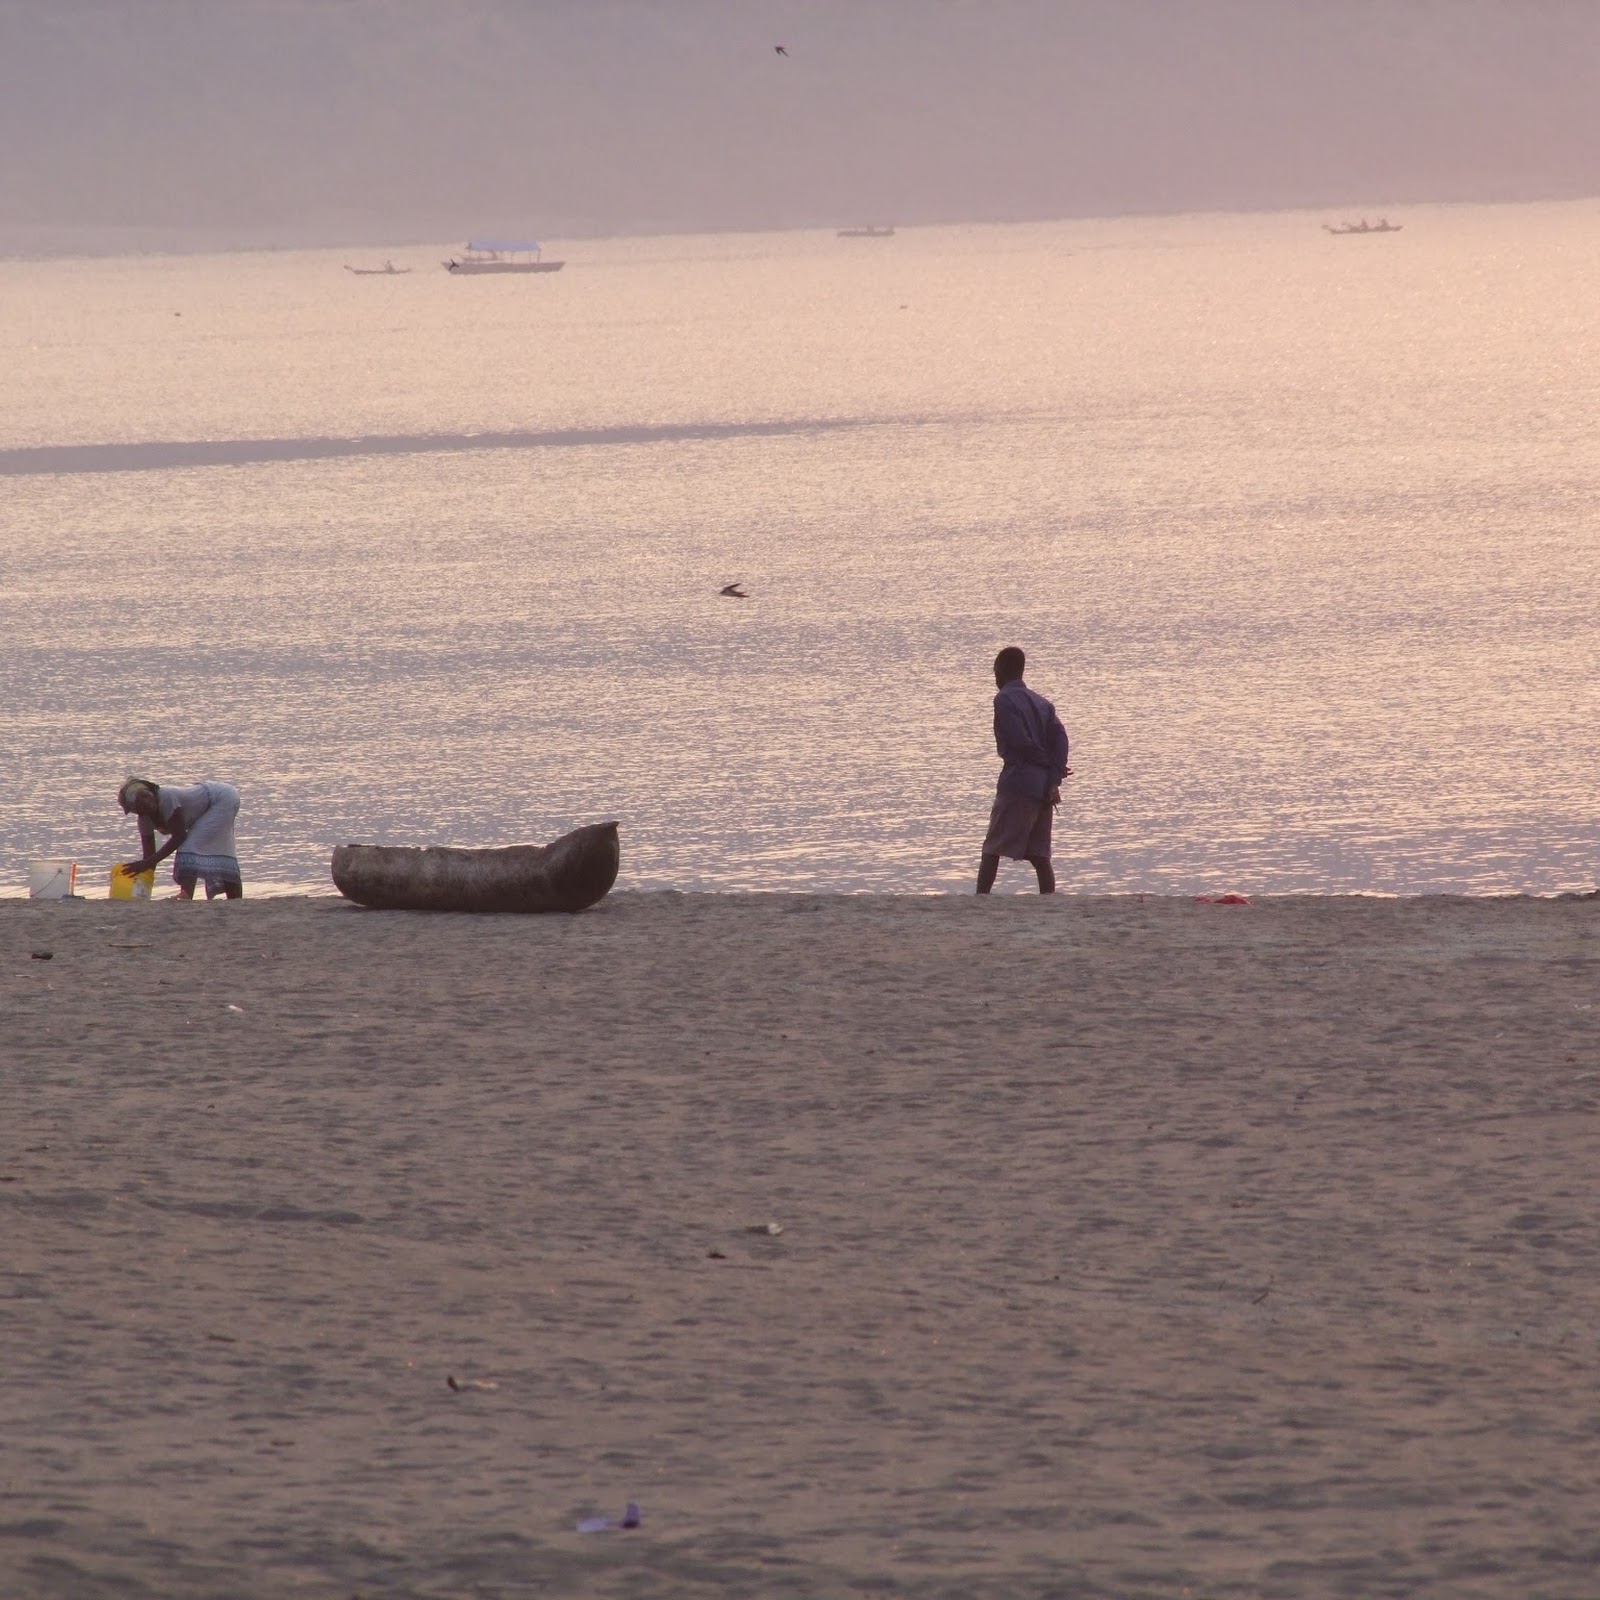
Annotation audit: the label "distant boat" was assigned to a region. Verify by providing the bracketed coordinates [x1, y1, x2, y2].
[1322, 218, 1403, 235]
[444, 240, 565, 274]
[344, 260, 410, 275]
[837, 224, 895, 239]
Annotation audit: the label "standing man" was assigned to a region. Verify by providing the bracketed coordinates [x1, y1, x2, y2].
[119, 777, 244, 899]
[977, 647, 1070, 895]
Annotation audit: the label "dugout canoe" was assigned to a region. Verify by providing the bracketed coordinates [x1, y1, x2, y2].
[330, 821, 619, 913]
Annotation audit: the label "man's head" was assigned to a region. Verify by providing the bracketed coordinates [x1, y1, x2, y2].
[118, 777, 159, 818]
[993, 646, 1026, 688]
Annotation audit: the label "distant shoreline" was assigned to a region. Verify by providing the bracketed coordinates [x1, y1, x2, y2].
[3, 194, 1598, 265]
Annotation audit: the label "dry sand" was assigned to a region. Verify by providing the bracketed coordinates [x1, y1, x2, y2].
[2, 890, 1598, 1599]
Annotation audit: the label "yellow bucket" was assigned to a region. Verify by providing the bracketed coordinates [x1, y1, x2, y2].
[110, 865, 156, 901]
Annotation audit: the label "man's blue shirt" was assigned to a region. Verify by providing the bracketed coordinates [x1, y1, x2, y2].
[993, 679, 1070, 800]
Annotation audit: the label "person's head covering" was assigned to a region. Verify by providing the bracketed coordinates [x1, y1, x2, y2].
[118, 777, 158, 814]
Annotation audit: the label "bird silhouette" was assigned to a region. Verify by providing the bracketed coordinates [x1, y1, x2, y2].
[774, 44, 788, 55]
[720, 582, 750, 599]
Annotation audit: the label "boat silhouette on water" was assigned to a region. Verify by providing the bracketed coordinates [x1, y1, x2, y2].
[444, 240, 565, 274]
[1322, 218, 1402, 235]
[344, 260, 411, 275]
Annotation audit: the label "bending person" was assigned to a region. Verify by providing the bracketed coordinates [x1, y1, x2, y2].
[977, 646, 1071, 895]
[119, 778, 244, 899]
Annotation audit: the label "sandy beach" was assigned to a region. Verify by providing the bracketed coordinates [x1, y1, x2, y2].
[2, 890, 1597, 1598]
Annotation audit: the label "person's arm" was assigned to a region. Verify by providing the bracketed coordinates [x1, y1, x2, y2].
[124, 812, 188, 873]
[1050, 711, 1070, 781]
[1047, 712, 1070, 805]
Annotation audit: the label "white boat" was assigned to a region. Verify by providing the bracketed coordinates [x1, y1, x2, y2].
[444, 240, 565, 274]
[837, 224, 894, 238]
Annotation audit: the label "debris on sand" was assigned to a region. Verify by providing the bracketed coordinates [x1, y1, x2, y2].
[577, 1501, 641, 1533]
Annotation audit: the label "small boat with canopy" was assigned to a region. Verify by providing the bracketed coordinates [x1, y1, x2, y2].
[1321, 218, 1402, 235]
[443, 240, 565, 274]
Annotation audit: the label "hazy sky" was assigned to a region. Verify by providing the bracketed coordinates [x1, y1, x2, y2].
[4, 0, 1598, 248]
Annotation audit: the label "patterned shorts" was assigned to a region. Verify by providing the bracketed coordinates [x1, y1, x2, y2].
[981, 790, 1053, 860]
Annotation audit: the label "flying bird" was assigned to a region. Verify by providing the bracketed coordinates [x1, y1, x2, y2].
[720, 582, 749, 599]
[774, 44, 788, 55]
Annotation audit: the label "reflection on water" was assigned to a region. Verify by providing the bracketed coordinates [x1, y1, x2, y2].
[0, 416, 889, 476]
[2, 208, 1597, 895]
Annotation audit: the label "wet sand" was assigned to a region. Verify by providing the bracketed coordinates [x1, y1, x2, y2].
[3, 891, 1598, 1599]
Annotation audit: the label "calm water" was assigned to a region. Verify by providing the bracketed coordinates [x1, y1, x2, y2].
[3, 206, 1596, 895]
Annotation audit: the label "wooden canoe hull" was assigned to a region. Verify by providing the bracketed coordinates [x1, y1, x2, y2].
[330, 821, 619, 913]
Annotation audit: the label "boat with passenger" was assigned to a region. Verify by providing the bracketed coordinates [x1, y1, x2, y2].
[1322, 218, 1402, 235]
[443, 240, 565, 274]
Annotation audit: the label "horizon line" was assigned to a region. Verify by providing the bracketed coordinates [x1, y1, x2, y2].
[3, 192, 1597, 266]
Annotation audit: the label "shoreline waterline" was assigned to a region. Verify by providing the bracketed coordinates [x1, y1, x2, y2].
[6, 885, 1596, 905]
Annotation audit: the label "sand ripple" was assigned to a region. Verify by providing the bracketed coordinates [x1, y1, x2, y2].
[3, 892, 1598, 1597]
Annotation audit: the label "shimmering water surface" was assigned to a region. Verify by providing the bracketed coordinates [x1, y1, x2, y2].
[3, 206, 1596, 895]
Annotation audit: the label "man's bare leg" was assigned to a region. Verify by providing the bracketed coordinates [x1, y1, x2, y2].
[976, 853, 1000, 894]
[1027, 855, 1056, 894]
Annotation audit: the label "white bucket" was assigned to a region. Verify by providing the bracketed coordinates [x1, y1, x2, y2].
[29, 860, 78, 899]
